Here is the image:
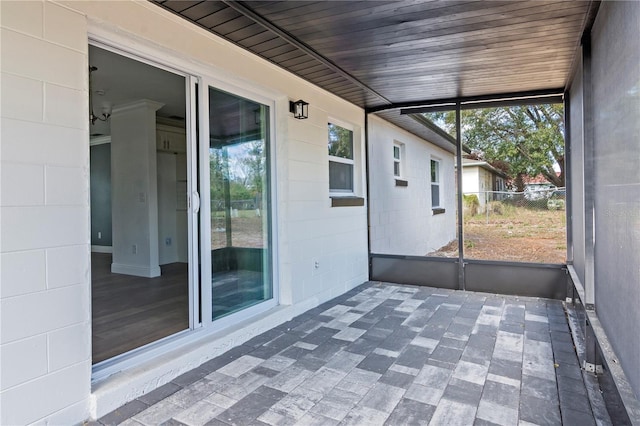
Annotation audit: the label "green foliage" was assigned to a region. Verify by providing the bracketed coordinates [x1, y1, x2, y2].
[328, 123, 353, 159]
[210, 140, 266, 206]
[463, 194, 480, 216]
[424, 104, 565, 189]
[209, 148, 227, 202]
[239, 140, 265, 196]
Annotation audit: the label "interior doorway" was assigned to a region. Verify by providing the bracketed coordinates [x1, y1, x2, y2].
[89, 45, 196, 364]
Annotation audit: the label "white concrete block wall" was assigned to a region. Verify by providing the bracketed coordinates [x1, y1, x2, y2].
[58, 0, 370, 308]
[2, 0, 369, 423]
[368, 115, 457, 256]
[286, 107, 368, 304]
[0, 1, 92, 425]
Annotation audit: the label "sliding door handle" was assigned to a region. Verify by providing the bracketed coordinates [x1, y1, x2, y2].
[191, 191, 200, 214]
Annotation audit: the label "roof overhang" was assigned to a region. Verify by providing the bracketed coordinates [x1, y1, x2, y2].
[151, 0, 599, 137]
[462, 159, 509, 179]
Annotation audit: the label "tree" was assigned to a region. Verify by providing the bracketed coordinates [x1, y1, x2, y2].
[238, 140, 265, 196]
[426, 104, 565, 191]
[328, 123, 353, 159]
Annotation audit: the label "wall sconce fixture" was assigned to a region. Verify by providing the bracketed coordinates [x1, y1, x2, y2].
[89, 66, 112, 125]
[289, 99, 309, 119]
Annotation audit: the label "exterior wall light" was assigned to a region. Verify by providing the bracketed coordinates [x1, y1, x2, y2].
[289, 99, 309, 119]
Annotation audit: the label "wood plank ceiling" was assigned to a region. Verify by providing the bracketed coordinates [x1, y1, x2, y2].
[152, 0, 595, 142]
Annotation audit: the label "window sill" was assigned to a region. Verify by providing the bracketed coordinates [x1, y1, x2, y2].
[432, 208, 446, 215]
[331, 196, 365, 207]
[395, 179, 408, 187]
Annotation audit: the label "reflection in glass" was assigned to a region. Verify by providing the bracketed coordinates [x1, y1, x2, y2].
[328, 122, 355, 193]
[209, 87, 271, 320]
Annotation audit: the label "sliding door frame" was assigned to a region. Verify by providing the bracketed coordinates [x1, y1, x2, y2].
[198, 76, 279, 333]
[88, 29, 280, 379]
[88, 37, 202, 377]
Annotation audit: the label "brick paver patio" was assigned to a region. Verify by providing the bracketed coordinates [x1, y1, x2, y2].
[95, 282, 597, 425]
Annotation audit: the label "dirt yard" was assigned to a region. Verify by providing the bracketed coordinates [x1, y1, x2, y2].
[429, 205, 567, 264]
[213, 206, 567, 264]
[211, 211, 265, 249]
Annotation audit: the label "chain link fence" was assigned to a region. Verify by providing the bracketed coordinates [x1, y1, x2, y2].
[461, 188, 567, 263]
[463, 188, 566, 222]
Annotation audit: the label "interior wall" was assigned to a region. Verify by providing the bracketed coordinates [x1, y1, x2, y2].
[90, 143, 112, 247]
[176, 152, 188, 263]
[590, 0, 640, 398]
[157, 152, 178, 265]
[368, 115, 456, 256]
[110, 100, 162, 278]
[0, 1, 91, 424]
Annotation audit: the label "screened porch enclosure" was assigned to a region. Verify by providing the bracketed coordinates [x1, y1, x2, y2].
[149, 1, 639, 421]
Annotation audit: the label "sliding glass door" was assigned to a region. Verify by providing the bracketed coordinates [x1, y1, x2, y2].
[89, 44, 200, 367]
[207, 87, 273, 320]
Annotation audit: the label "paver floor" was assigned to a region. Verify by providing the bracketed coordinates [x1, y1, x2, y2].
[95, 282, 597, 425]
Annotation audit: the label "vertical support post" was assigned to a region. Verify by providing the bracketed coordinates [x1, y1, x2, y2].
[455, 103, 465, 291]
[564, 92, 573, 266]
[564, 93, 574, 303]
[364, 112, 372, 280]
[584, 319, 603, 374]
[581, 32, 601, 373]
[582, 34, 596, 309]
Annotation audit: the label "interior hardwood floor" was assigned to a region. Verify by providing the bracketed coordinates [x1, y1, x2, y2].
[91, 253, 189, 364]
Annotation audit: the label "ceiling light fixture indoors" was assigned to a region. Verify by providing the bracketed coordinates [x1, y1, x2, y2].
[89, 66, 112, 125]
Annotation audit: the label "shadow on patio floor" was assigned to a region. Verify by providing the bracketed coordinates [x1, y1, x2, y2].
[94, 282, 598, 426]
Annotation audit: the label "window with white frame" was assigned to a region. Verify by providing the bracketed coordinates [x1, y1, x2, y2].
[328, 122, 354, 194]
[430, 158, 441, 208]
[393, 142, 402, 177]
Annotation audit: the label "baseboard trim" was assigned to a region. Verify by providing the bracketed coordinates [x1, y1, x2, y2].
[111, 263, 161, 278]
[92, 245, 113, 254]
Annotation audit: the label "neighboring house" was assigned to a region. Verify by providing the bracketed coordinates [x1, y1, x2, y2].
[462, 158, 509, 212]
[523, 173, 560, 200]
[369, 116, 457, 255]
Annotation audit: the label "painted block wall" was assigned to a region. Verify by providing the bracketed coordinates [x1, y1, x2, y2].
[590, 0, 640, 398]
[0, 1, 92, 424]
[368, 115, 456, 256]
[58, 0, 369, 305]
[2, 0, 370, 422]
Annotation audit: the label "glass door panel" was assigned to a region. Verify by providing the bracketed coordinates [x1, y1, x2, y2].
[208, 87, 272, 320]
